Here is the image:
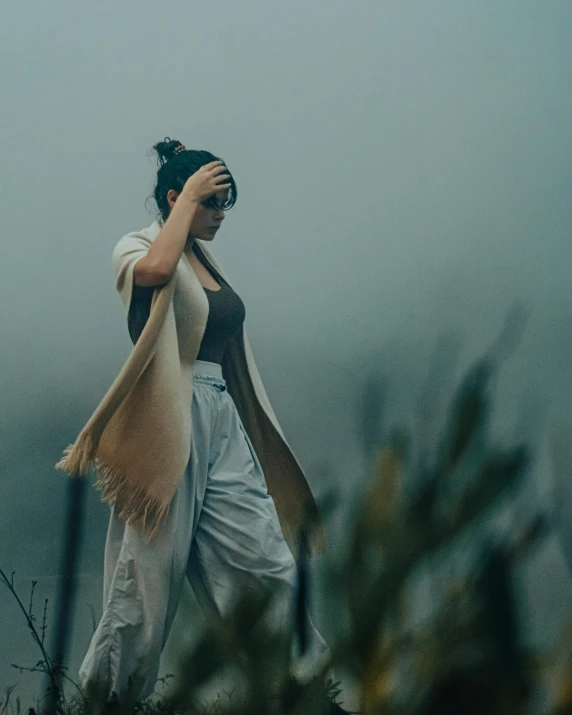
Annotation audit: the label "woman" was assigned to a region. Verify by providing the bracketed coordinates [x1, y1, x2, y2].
[72, 138, 331, 705]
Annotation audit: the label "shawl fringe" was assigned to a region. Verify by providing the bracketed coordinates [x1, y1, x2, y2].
[93, 460, 170, 543]
[54, 430, 98, 477]
[54, 430, 169, 544]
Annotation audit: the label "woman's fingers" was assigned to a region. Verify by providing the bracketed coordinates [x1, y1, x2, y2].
[210, 164, 229, 177]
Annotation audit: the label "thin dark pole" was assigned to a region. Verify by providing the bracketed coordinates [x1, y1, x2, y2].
[45, 476, 86, 715]
[295, 526, 310, 657]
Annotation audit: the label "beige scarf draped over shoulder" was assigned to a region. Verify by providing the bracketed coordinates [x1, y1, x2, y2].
[55, 220, 326, 557]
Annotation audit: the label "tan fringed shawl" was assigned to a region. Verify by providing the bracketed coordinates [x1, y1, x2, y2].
[55, 219, 326, 557]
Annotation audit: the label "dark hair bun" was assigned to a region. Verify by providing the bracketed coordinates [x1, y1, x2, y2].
[152, 137, 184, 166]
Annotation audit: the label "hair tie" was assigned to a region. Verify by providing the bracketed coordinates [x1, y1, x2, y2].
[173, 144, 186, 156]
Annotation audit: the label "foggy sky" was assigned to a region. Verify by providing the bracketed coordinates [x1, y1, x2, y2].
[1, 0, 572, 701]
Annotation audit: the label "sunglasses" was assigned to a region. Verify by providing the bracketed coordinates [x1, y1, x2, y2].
[200, 192, 233, 211]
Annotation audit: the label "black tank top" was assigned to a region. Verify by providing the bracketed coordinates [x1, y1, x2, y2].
[128, 245, 246, 365]
[193, 244, 246, 364]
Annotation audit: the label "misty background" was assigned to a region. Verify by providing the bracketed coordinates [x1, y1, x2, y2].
[1, 0, 571, 705]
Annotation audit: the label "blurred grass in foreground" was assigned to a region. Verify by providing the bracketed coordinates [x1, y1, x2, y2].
[4, 301, 572, 714]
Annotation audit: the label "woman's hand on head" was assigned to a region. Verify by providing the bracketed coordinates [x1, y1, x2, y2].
[181, 161, 231, 202]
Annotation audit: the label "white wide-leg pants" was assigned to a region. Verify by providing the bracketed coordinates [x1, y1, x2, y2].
[79, 360, 330, 704]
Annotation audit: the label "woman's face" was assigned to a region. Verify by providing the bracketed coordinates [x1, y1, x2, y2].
[167, 187, 228, 241]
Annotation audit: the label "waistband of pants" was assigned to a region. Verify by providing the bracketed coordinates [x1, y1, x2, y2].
[193, 359, 227, 389]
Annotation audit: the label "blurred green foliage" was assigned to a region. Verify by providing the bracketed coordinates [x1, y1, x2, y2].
[4, 305, 572, 714]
